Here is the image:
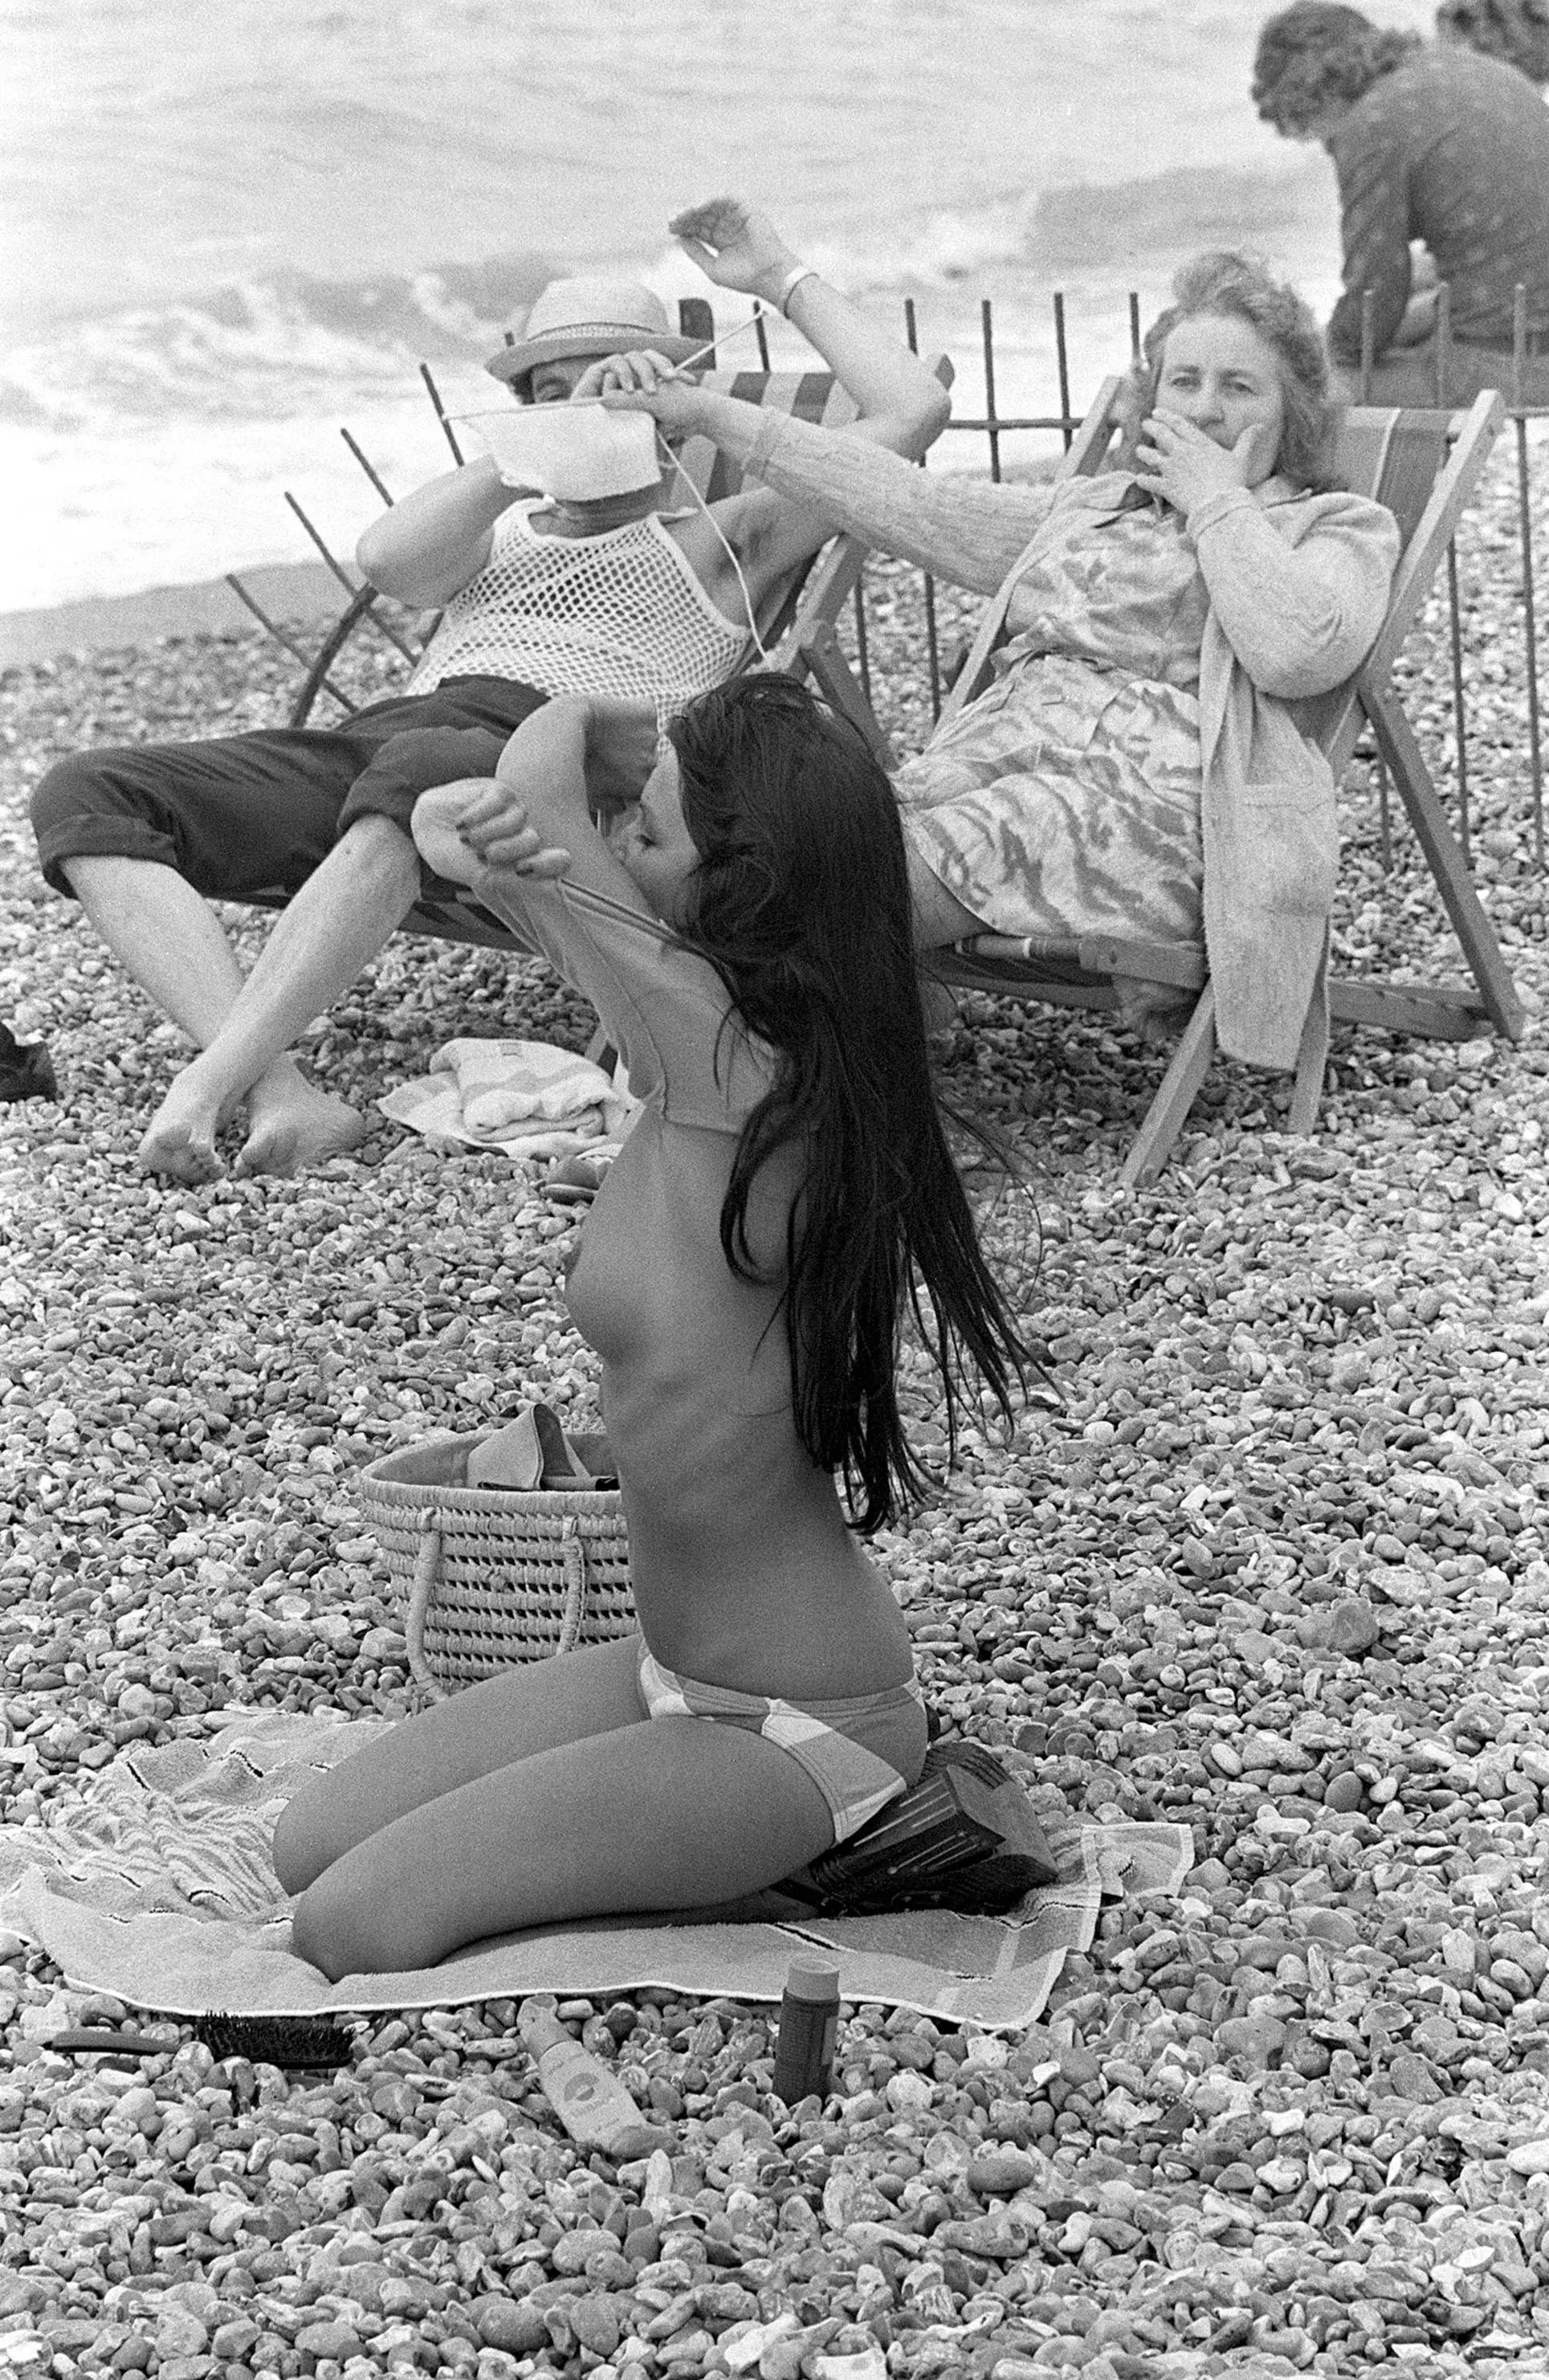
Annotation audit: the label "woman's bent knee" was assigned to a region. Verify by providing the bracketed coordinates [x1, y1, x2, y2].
[287, 1872, 357, 1983]
[288, 1857, 448, 1983]
[271, 1794, 331, 1896]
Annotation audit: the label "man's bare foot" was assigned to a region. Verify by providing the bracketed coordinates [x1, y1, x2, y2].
[138, 1072, 229, 1183]
[237, 1066, 366, 1178]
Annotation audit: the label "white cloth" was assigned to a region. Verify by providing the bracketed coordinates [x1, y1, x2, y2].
[378, 1037, 639, 1161]
[0, 1710, 1194, 2026]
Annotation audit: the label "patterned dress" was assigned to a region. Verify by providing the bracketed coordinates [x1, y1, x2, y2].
[895, 488, 1211, 944]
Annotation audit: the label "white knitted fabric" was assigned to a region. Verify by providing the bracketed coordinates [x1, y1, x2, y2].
[406, 500, 749, 703]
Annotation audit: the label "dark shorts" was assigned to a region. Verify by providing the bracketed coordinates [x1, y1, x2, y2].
[29, 676, 549, 902]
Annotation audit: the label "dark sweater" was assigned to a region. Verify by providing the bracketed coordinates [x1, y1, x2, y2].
[1327, 46, 1549, 362]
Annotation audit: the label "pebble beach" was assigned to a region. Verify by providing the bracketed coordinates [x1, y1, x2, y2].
[2, 442, 1549, 2380]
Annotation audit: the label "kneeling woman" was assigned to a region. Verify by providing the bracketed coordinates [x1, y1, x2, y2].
[274, 679, 1033, 1980]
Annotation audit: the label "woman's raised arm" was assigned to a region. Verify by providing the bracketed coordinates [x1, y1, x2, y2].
[1187, 487, 1401, 697]
[410, 702, 768, 1128]
[669, 198, 950, 462]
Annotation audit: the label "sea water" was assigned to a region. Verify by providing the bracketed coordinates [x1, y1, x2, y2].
[2, 0, 1423, 611]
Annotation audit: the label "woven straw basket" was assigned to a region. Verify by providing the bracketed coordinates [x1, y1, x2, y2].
[357, 1431, 634, 1698]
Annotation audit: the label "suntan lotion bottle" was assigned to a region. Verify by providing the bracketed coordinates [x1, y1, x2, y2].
[772, 1955, 841, 2104]
[517, 1996, 668, 2158]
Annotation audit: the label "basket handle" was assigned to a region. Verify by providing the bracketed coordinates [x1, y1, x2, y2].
[405, 1516, 446, 1700]
[554, 1517, 590, 1658]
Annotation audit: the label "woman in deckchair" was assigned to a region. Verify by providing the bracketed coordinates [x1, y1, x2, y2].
[274, 678, 1033, 1980]
[604, 251, 1401, 1076]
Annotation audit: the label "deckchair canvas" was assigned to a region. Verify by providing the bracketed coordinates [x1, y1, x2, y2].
[925, 381, 1523, 1183]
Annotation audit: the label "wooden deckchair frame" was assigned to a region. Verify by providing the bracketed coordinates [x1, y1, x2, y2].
[925, 380, 1522, 1184]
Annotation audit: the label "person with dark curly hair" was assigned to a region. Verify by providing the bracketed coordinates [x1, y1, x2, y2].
[1253, 1, 1549, 399]
[1437, 0, 1549, 88]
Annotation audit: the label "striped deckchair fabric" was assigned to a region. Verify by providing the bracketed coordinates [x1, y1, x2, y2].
[931, 381, 1523, 1184]
[683, 368, 861, 507]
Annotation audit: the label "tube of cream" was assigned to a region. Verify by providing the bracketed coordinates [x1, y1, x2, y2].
[517, 1998, 671, 2158]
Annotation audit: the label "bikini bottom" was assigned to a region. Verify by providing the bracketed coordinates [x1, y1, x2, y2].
[636, 1646, 927, 1843]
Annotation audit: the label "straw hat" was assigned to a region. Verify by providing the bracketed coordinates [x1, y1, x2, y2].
[487, 277, 700, 396]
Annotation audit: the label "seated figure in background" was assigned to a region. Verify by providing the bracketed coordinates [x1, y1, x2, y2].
[28, 198, 949, 1184]
[1253, 2, 1549, 401]
[605, 251, 1400, 1076]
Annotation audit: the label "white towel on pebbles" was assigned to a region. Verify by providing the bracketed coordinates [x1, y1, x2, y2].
[379, 1038, 638, 1161]
[0, 1712, 1194, 2024]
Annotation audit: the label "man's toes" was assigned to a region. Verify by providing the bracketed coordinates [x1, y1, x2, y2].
[234, 1117, 300, 1178]
[138, 1119, 222, 1184]
[237, 1095, 365, 1178]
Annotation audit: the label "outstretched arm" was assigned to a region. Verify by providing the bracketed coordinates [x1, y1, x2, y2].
[610, 372, 1053, 598]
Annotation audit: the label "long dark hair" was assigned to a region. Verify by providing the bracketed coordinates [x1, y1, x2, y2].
[1115, 249, 1337, 492]
[665, 674, 1033, 1534]
[1252, 3, 1422, 131]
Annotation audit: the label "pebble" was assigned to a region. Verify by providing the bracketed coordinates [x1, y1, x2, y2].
[3, 524, 1549, 2369]
[473, 2297, 548, 2354]
[1305, 1594, 1384, 1656]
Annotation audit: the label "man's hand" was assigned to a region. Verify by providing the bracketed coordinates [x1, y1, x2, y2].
[411, 779, 571, 886]
[1133, 409, 1277, 514]
[573, 348, 687, 399]
[670, 196, 794, 301]
[581, 346, 706, 437]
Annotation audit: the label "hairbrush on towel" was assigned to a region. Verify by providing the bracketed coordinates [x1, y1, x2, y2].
[194, 2013, 355, 2069]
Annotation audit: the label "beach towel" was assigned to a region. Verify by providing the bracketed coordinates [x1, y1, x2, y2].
[0, 1713, 1192, 2030]
[378, 1037, 638, 1161]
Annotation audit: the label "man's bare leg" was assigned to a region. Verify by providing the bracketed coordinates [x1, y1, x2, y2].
[66, 816, 422, 1182]
[149, 817, 422, 1178]
[64, 855, 281, 1183]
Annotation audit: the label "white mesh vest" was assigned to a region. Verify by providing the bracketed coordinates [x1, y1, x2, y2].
[405, 499, 750, 704]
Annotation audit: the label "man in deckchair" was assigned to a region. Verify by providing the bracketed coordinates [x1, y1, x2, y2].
[31, 196, 949, 1182]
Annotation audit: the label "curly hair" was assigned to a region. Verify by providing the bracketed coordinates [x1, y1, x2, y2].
[1252, 2, 1424, 132]
[1437, 0, 1549, 81]
[664, 673, 1035, 1535]
[1114, 251, 1338, 492]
